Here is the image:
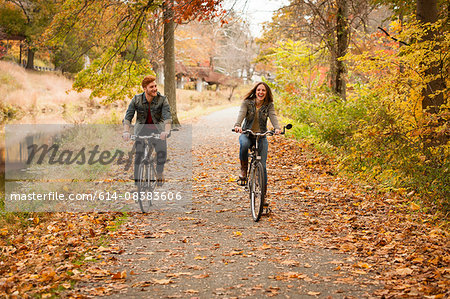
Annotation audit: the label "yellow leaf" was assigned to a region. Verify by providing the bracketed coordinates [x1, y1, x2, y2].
[260, 243, 272, 250]
[233, 231, 242, 236]
[354, 261, 371, 269]
[410, 202, 420, 211]
[194, 256, 206, 260]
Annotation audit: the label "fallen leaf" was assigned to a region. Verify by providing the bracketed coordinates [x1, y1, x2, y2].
[152, 278, 173, 285]
[193, 274, 209, 279]
[396, 267, 413, 276]
[111, 271, 127, 280]
[307, 291, 321, 296]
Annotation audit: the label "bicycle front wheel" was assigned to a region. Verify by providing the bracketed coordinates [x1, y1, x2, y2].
[249, 161, 265, 222]
[137, 162, 152, 213]
[148, 146, 157, 192]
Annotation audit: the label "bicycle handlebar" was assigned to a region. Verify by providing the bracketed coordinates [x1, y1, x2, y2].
[232, 129, 275, 137]
[131, 133, 161, 140]
[232, 124, 292, 136]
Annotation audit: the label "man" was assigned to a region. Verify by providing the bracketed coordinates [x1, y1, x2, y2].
[123, 75, 172, 185]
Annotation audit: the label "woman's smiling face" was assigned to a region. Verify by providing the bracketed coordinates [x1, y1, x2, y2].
[255, 84, 267, 101]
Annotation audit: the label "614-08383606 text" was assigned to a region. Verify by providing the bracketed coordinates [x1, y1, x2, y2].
[8, 191, 184, 202]
[5, 124, 193, 212]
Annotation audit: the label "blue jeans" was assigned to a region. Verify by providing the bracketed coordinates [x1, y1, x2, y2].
[239, 134, 268, 185]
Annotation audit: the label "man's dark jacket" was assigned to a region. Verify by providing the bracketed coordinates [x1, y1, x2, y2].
[123, 92, 172, 134]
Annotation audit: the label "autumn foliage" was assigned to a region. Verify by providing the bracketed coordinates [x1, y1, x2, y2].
[263, 17, 449, 213]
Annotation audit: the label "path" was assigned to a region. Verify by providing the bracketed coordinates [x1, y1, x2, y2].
[73, 106, 380, 298]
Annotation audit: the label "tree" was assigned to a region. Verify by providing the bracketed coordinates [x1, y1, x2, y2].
[0, 0, 57, 69]
[259, 0, 377, 99]
[44, 0, 226, 122]
[334, 0, 349, 99]
[163, 0, 178, 124]
[214, 13, 257, 81]
[416, 0, 447, 114]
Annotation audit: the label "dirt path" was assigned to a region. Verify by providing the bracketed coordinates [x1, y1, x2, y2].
[70, 106, 383, 298]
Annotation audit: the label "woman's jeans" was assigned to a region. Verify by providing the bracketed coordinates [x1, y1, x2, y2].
[239, 134, 268, 186]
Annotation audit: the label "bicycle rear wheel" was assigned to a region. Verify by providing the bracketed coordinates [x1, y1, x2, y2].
[137, 162, 152, 213]
[249, 161, 265, 222]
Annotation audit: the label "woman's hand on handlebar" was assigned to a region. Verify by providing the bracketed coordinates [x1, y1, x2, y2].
[234, 126, 242, 133]
[274, 129, 282, 135]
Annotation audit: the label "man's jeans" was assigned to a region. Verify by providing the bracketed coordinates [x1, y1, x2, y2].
[134, 136, 167, 183]
[239, 134, 268, 185]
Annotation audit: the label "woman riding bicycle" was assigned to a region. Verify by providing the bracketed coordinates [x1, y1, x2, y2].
[234, 82, 281, 197]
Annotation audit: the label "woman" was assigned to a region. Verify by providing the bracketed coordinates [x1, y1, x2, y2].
[234, 82, 281, 194]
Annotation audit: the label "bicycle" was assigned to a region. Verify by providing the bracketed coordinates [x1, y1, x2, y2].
[233, 124, 292, 221]
[131, 133, 161, 213]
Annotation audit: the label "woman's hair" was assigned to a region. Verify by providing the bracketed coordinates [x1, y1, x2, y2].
[243, 82, 273, 104]
[142, 75, 156, 88]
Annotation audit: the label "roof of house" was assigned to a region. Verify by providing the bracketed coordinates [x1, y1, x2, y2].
[0, 27, 25, 40]
[175, 62, 241, 86]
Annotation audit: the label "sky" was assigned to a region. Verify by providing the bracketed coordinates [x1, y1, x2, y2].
[223, 0, 290, 37]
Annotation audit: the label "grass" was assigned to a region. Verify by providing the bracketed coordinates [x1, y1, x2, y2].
[177, 87, 243, 122]
[0, 61, 89, 107]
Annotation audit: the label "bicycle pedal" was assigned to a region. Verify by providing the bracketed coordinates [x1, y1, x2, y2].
[236, 177, 247, 186]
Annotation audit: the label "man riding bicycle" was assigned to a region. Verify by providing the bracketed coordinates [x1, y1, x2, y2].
[122, 75, 172, 185]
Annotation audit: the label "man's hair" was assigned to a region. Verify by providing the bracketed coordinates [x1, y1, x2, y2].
[142, 75, 156, 89]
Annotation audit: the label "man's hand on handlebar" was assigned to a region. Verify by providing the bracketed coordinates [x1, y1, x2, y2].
[274, 129, 282, 135]
[160, 131, 169, 140]
[122, 131, 131, 141]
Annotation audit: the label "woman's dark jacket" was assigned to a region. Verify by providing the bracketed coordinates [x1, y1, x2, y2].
[234, 99, 280, 132]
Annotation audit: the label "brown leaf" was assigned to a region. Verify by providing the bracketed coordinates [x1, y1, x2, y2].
[280, 260, 300, 267]
[111, 271, 127, 280]
[307, 291, 321, 296]
[193, 274, 209, 279]
[396, 267, 413, 276]
[151, 278, 173, 285]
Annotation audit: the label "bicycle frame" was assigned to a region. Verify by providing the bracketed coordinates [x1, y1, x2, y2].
[131, 134, 160, 213]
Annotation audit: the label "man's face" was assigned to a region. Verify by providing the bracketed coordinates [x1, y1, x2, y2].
[144, 81, 158, 98]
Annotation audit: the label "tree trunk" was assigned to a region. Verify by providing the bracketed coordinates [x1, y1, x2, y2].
[25, 47, 35, 70]
[416, 0, 447, 147]
[163, 0, 179, 125]
[335, 0, 349, 100]
[417, 0, 446, 114]
[19, 42, 23, 67]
